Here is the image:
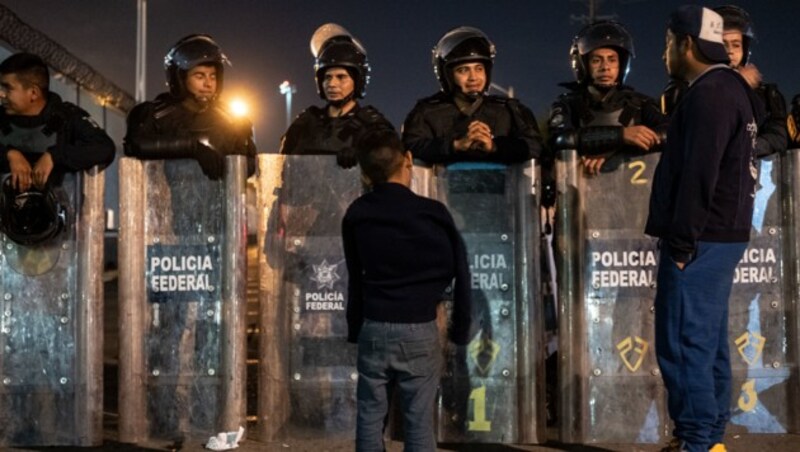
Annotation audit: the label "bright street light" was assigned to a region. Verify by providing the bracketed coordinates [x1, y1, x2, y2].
[229, 98, 249, 118]
[279, 80, 296, 129]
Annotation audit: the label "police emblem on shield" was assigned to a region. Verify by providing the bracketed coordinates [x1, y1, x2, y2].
[616, 336, 649, 373]
[310, 259, 341, 290]
[735, 331, 766, 366]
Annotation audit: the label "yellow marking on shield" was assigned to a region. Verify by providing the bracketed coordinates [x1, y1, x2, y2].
[468, 385, 492, 432]
[735, 331, 766, 366]
[468, 335, 501, 376]
[738, 379, 758, 412]
[616, 336, 649, 372]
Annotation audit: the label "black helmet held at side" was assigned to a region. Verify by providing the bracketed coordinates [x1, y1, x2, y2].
[570, 21, 635, 85]
[432, 26, 495, 94]
[0, 179, 66, 247]
[164, 34, 231, 99]
[311, 23, 370, 100]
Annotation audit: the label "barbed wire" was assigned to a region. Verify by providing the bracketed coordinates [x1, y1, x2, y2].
[0, 4, 135, 113]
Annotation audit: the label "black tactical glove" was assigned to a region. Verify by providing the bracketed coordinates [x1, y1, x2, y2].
[195, 142, 226, 180]
[336, 147, 358, 169]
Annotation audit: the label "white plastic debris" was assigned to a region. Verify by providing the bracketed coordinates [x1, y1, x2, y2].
[205, 426, 244, 451]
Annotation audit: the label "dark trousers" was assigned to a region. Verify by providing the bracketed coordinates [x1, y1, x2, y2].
[655, 241, 746, 452]
[356, 319, 441, 452]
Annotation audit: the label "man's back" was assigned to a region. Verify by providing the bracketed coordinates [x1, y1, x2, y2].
[647, 66, 759, 261]
[342, 182, 470, 344]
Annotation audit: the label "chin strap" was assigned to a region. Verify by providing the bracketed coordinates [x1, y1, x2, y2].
[328, 91, 356, 111]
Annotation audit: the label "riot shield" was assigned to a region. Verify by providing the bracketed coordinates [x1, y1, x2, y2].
[429, 161, 544, 444]
[556, 149, 800, 444]
[257, 155, 362, 441]
[556, 150, 666, 444]
[783, 147, 800, 434]
[0, 169, 105, 446]
[726, 153, 797, 434]
[118, 156, 248, 443]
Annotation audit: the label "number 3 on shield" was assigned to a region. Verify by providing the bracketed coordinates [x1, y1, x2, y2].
[628, 161, 647, 185]
[468, 385, 492, 432]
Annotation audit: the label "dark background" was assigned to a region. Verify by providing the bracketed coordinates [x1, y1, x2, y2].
[3, 0, 799, 150]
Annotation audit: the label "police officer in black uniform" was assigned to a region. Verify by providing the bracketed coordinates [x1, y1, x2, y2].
[403, 26, 542, 165]
[124, 34, 256, 179]
[548, 21, 668, 175]
[661, 5, 787, 158]
[280, 23, 393, 168]
[0, 52, 115, 191]
[123, 35, 255, 437]
[0, 52, 115, 246]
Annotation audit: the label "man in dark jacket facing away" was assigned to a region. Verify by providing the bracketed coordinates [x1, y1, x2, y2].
[343, 129, 471, 451]
[646, 6, 761, 452]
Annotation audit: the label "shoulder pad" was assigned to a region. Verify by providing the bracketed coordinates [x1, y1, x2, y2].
[153, 99, 178, 120]
[419, 92, 449, 105]
[55, 101, 91, 120]
[483, 94, 509, 105]
[355, 105, 389, 124]
[301, 105, 326, 119]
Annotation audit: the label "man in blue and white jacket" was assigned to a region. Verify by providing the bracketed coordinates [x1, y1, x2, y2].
[645, 5, 762, 452]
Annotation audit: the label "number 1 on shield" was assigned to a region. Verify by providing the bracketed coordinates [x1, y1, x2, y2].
[468, 385, 492, 432]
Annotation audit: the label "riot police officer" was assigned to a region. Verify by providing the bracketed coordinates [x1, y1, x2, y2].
[280, 23, 393, 168]
[548, 21, 668, 175]
[661, 5, 787, 158]
[0, 52, 114, 246]
[403, 26, 543, 165]
[124, 34, 256, 179]
[0, 52, 115, 191]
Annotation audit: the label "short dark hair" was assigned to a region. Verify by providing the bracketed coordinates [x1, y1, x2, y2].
[671, 32, 715, 65]
[357, 128, 405, 185]
[0, 53, 50, 94]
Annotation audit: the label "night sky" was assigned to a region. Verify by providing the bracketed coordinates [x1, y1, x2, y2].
[3, 0, 799, 150]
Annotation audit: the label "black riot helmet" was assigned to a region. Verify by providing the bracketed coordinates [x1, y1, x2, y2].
[570, 21, 635, 85]
[311, 23, 370, 100]
[432, 26, 496, 95]
[0, 179, 66, 247]
[714, 5, 755, 66]
[164, 34, 231, 99]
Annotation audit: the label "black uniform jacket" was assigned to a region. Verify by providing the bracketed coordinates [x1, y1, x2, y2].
[0, 92, 115, 181]
[279, 103, 393, 155]
[548, 83, 669, 157]
[124, 93, 256, 176]
[402, 92, 543, 165]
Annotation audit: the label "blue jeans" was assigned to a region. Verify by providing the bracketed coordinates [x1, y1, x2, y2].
[655, 241, 747, 452]
[356, 319, 441, 452]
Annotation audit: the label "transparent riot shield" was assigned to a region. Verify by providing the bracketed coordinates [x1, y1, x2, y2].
[783, 147, 800, 434]
[726, 153, 797, 434]
[557, 149, 800, 444]
[118, 156, 248, 443]
[556, 150, 667, 444]
[257, 155, 362, 441]
[428, 161, 544, 444]
[0, 169, 105, 446]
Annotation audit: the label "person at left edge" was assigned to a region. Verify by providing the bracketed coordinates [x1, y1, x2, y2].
[403, 26, 543, 165]
[280, 23, 394, 168]
[0, 52, 115, 191]
[124, 34, 256, 179]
